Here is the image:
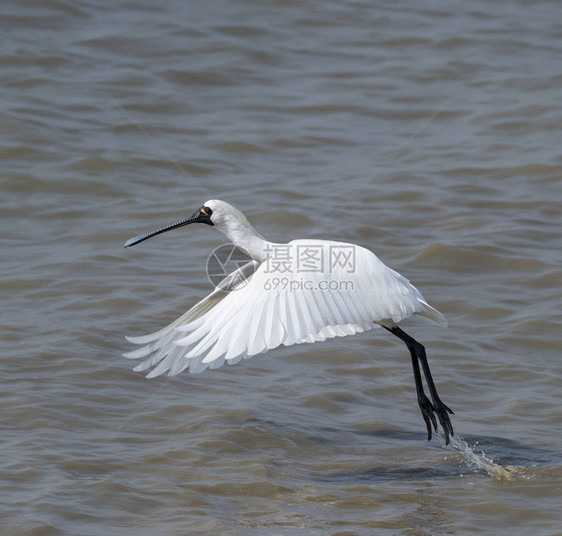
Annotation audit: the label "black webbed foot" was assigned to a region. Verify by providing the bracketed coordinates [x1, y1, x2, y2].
[384, 325, 455, 445]
[418, 394, 437, 441]
[418, 396, 454, 444]
[434, 399, 455, 445]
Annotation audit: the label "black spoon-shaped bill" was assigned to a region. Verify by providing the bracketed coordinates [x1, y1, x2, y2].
[124, 207, 213, 248]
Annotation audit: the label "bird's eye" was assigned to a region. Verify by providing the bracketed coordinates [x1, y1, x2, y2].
[203, 206, 213, 216]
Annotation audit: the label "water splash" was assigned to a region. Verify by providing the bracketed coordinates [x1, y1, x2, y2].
[445, 434, 529, 480]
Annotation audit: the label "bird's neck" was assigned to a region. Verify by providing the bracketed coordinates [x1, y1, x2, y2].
[220, 222, 269, 262]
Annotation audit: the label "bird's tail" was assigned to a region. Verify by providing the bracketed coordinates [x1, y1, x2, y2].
[418, 301, 448, 327]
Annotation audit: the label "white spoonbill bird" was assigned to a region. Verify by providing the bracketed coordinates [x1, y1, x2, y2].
[124, 200, 454, 443]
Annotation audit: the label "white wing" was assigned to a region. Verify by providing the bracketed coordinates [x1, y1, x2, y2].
[124, 241, 446, 377]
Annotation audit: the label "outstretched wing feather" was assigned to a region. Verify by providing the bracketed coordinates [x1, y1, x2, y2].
[124, 242, 446, 377]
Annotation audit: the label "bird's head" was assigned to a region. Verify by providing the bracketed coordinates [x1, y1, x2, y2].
[124, 199, 261, 248]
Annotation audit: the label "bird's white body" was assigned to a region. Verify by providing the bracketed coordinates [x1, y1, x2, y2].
[125, 200, 446, 378]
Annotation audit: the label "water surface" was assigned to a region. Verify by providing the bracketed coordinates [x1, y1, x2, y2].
[2, 1, 562, 534]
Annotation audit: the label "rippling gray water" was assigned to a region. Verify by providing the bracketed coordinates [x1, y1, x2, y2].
[2, 1, 562, 534]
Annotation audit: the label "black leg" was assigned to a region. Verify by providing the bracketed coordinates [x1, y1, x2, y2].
[383, 326, 454, 444]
